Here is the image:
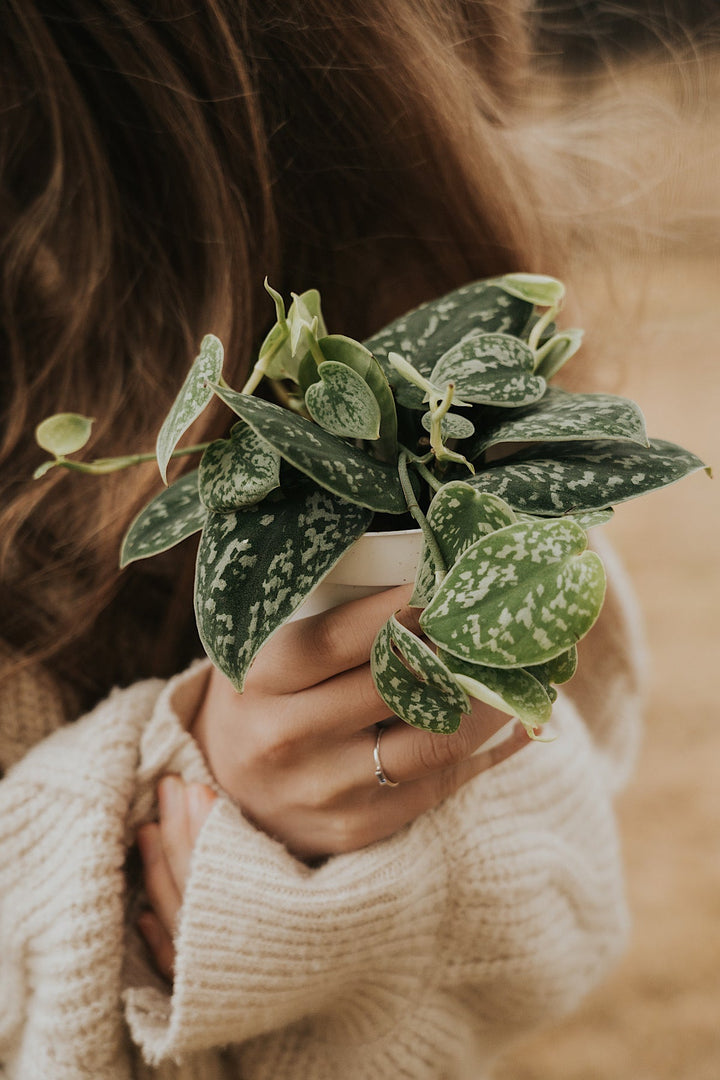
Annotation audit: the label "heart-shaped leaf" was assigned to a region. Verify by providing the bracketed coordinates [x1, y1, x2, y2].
[120, 470, 206, 567]
[305, 361, 382, 439]
[35, 413, 94, 457]
[371, 615, 470, 734]
[364, 279, 532, 408]
[468, 439, 710, 515]
[429, 333, 546, 407]
[420, 411, 475, 440]
[195, 488, 372, 690]
[210, 385, 406, 513]
[526, 645, 578, 688]
[317, 335, 398, 461]
[198, 422, 281, 511]
[467, 388, 648, 460]
[438, 650, 553, 731]
[420, 518, 606, 668]
[411, 483, 517, 606]
[156, 335, 224, 483]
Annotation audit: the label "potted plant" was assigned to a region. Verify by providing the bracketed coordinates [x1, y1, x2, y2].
[34, 273, 708, 737]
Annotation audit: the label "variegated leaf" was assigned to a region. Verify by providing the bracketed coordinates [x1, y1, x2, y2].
[497, 273, 566, 308]
[371, 615, 470, 734]
[411, 483, 517, 606]
[120, 471, 206, 567]
[526, 645, 578, 688]
[429, 333, 546, 407]
[305, 361, 382, 439]
[534, 329, 584, 379]
[438, 650, 553, 731]
[210, 385, 406, 513]
[467, 388, 648, 459]
[363, 279, 531, 408]
[156, 335, 224, 483]
[195, 489, 372, 690]
[420, 518, 606, 668]
[515, 508, 615, 529]
[420, 411, 475, 440]
[468, 439, 709, 515]
[198, 421, 280, 511]
[317, 336, 398, 462]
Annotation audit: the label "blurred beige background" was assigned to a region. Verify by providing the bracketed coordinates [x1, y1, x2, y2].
[494, 57, 719, 1080]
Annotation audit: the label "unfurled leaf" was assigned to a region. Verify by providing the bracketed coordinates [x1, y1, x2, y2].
[305, 361, 382, 439]
[210, 385, 405, 513]
[35, 413, 94, 457]
[371, 615, 469, 734]
[438, 650, 553, 731]
[534, 329, 584, 379]
[497, 273, 566, 308]
[317, 335, 398, 461]
[120, 471, 206, 567]
[156, 335, 224, 483]
[411, 484, 517, 606]
[468, 439, 710, 516]
[421, 411, 475, 440]
[364, 279, 532, 408]
[420, 518, 606, 668]
[198, 422, 280, 511]
[429, 333, 546, 407]
[195, 488, 372, 690]
[467, 388, 648, 460]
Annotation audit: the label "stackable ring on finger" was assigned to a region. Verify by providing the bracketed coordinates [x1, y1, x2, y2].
[373, 726, 399, 788]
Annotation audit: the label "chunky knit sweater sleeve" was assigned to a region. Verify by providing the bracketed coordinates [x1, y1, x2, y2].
[0, 550, 645, 1080]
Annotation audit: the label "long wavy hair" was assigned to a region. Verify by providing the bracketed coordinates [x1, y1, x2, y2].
[0, 0, 684, 712]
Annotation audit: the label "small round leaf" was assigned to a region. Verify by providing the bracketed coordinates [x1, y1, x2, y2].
[35, 413, 94, 457]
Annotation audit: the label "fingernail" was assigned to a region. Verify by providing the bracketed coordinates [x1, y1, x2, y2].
[159, 775, 183, 817]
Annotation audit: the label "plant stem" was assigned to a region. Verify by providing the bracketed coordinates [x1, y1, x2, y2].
[413, 459, 442, 493]
[528, 303, 560, 353]
[398, 450, 446, 580]
[50, 442, 212, 476]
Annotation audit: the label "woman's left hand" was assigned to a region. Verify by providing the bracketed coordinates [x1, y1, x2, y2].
[136, 776, 217, 980]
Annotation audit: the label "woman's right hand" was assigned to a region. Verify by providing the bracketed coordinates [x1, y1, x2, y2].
[191, 585, 530, 860]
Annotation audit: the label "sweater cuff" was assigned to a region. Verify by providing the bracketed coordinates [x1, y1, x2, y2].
[124, 797, 448, 1065]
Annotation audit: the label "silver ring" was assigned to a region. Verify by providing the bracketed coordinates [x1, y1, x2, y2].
[373, 726, 399, 788]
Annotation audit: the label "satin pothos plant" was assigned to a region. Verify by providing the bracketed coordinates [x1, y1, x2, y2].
[35, 274, 708, 737]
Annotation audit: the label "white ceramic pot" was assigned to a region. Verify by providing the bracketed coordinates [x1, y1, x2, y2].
[290, 527, 424, 620]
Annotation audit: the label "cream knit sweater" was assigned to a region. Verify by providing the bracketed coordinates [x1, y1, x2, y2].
[0, 543, 645, 1080]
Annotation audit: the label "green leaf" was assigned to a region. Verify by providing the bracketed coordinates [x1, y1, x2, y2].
[411, 484, 517, 606]
[318, 335, 398, 461]
[371, 615, 470, 734]
[438, 651, 553, 731]
[420, 518, 606, 668]
[534, 329, 584, 379]
[467, 388, 648, 459]
[420, 411, 475, 440]
[429, 333, 546, 407]
[156, 335, 224, 483]
[305, 361, 382, 440]
[210, 385, 406, 513]
[363, 278, 532, 408]
[468, 439, 710, 516]
[516, 508, 615, 530]
[526, 645, 578, 688]
[33, 460, 60, 479]
[198, 421, 281, 511]
[120, 471, 206, 568]
[497, 273, 566, 308]
[35, 413, 94, 457]
[194, 488, 372, 690]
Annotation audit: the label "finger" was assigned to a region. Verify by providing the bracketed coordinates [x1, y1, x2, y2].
[138, 909, 175, 980]
[358, 699, 515, 786]
[291, 662, 393, 739]
[158, 776, 216, 894]
[137, 822, 182, 935]
[248, 584, 414, 693]
[185, 782, 218, 846]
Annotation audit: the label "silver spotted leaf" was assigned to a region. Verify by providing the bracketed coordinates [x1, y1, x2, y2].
[437, 650, 553, 733]
[515, 508, 615, 530]
[467, 388, 648, 460]
[420, 518, 606, 668]
[371, 615, 470, 734]
[421, 411, 475, 440]
[210, 385, 406, 513]
[411, 483, 517, 606]
[305, 361, 382, 440]
[525, 645, 578, 689]
[363, 279, 531, 409]
[120, 471, 206, 567]
[198, 421, 280, 511]
[195, 488, 373, 690]
[156, 335, 224, 483]
[317, 335, 398, 462]
[468, 438, 709, 515]
[497, 274, 566, 308]
[429, 332, 545, 407]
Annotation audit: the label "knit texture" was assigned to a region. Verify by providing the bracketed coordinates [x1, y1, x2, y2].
[0, 558, 645, 1080]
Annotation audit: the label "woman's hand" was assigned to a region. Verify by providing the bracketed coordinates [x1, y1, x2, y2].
[190, 586, 530, 860]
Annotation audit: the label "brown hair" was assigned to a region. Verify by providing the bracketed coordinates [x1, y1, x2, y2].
[0, 0, 574, 713]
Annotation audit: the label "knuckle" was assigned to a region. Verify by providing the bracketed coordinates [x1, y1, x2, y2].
[328, 811, 372, 855]
[307, 608, 366, 672]
[414, 732, 466, 773]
